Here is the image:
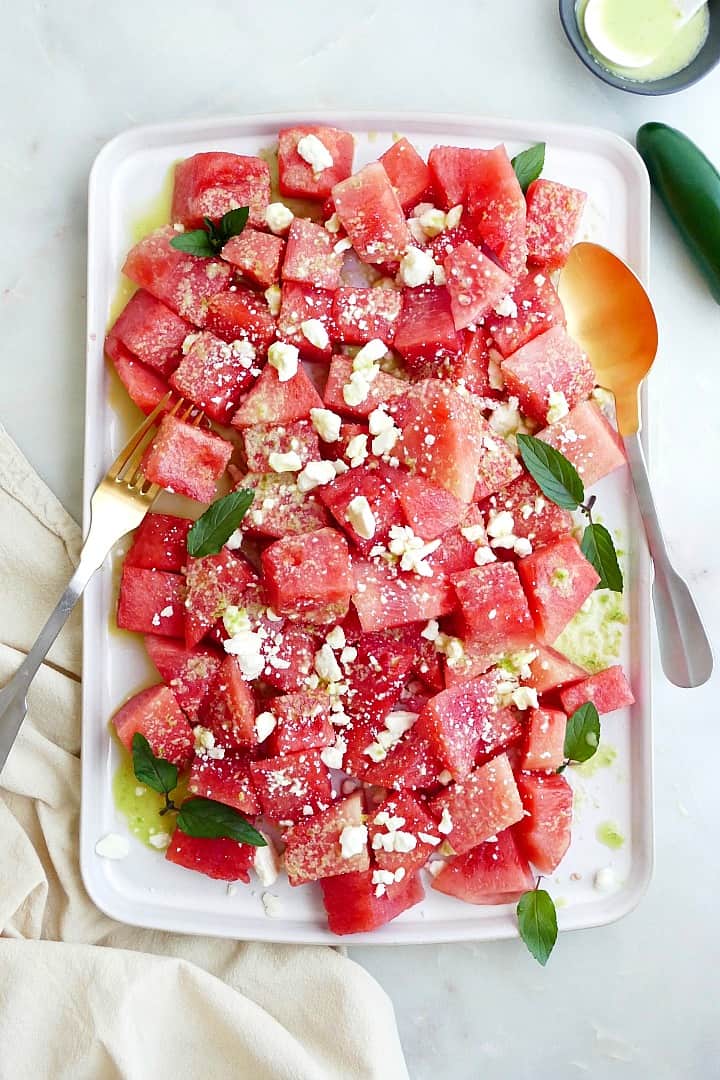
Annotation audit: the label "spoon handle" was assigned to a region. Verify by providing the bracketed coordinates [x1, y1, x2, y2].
[624, 432, 713, 688]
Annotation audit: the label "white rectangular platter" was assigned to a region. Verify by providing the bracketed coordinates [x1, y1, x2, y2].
[81, 112, 653, 944]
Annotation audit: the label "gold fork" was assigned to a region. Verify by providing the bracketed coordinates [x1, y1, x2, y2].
[0, 393, 203, 775]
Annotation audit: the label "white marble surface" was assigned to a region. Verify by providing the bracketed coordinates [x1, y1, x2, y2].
[2, 1, 718, 1076]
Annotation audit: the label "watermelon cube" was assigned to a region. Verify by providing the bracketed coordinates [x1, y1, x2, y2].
[368, 791, 440, 878]
[282, 217, 344, 290]
[364, 728, 443, 791]
[536, 400, 627, 487]
[487, 272, 566, 358]
[527, 643, 588, 694]
[352, 558, 456, 633]
[265, 691, 335, 756]
[434, 329, 502, 399]
[198, 655, 257, 748]
[452, 563, 535, 664]
[276, 282, 335, 362]
[141, 415, 233, 504]
[250, 749, 333, 824]
[184, 549, 257, 647]
[480, 474, 573, 550]
[221, 228, 284, 288]
[316, 464, 403, 554]
[380, 137, 432, 210]
[242, 420, 319, 473]
[320, 868, 425, 935]
[466, 145, 528, 279]
[278, 125, 354, 199]
[431, 827, 535, 905]
[322, 356, 407, 418]
[166, 828, 255, 882]
[394, 473, 465, 542]
[526, 178, 587, 271]
[428, 145, 482, 209]
[122, 226, 232, 326]
[331, 286, 404, 345]
[284, 792, 370, 886]
[236, 471, 328, 539]
[473, 420, 523, 502]
[107, 289, 192, 376]
[392, 285, 461, 373]
[117, 565, 185, 638]
[340, 630, 416, 736]
[189, 750, 259, 815]
[422, 507, 484, 579]
[514, 771, 573, 873]
[427, 753, 524, 854]
[145, 636, 222, 722]
[520, 707, 567, 771]
[125, 512, 192, 573]
[113, 684, 193, 767]
[559, 665, 635, 716]
[171, 151, 271, 229]
[501, 326, 596, 425]
[169, 331, 259, 423]
[444, 241, 514, 331]
[232, 363, 323, 428]
[261, 528, 354, 624]
[259, 623, 320, 694]
[205, 286, 277, 354]
[108, 341, 172, 416]
[517, 536, 600, 644]
[332, 162, 411, 264]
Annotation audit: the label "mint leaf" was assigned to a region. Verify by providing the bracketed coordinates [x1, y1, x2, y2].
[517, 434, 585, 510]
[511, 143, 546, 194]
[564, 702, 601, 763]
[131, 732, 178, 798]
[517, 888, 558, 965]
[186, 490, 255, 558]
[581, 523, 623, 592]
[177, 797, 267, 846]
[219, 207, 249, 244]
[169, 229, 216, 257]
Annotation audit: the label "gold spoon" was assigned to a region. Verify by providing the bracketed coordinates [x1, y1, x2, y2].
[558, 241, 713, 688]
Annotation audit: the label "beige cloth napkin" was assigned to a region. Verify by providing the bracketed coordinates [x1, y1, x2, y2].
[0, 425, 409, 1080]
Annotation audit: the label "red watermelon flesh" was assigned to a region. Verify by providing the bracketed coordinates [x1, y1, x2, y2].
[320, 868, 425, 935]
[107, 339, 172, 416]
[465, 145, 528, 279]
[172, 151, 271, 230]
[514, 771, 573, 874]
[427, 754, 524, 855]
[444, 241, 513, 331]
[184, 549, 258, 648]
[368, 790, 440, 877]
[316, 464, 404, 555]
[117, 565, 186, 639]
[332, 286, 404, 345]
[527, 643, 588, 694]
[501, 326, 595, 425]
[394, 473, 465, 541]
[332, 162, 410, 264]
[221, 228, 284, 289]
[169, 330, 259, 423]
[145, 636, 222, 722]
[452, 562, 535, 664]
[266, 691, 335, 756]
[322, 356, 407, 418]
[487, 272, 566, 359]
[393, 284, 462, 374]
[250, 749, 333, 824]
[261, 527, 354, 625]
[351, 558, 456, 633]
[242, 420, 319, 473]
[526, 178, 587, 271]
[235, 471, 328, 539]
[363, 728, 444, 791]
[125, 512, 192, 573]
[197, 655, 257, 748]
[379, 137, 432, 211]
[520, 707, 567, 771]
[141, 414, 233, 505]
[189, 750, 260, 815]
[536, 400, 626, 488]
[166, 828, 255, 882]
[278, 125, 354, 200]
[284, 792, 369, 886]
[205, 286, 277, 354]
[282, 217, 344, 290]
[559, 665, 635, 716]
[107, 288, 192, 376]
[481, 474, 573, 549]
[517, 536, 600, 645]
[232, 361, 323, 429]
[431, 827, 534, 904]
[113, 684, 194, 767]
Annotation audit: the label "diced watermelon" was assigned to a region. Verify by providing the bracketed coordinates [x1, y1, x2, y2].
[141, 414, 233, 504]
[265, 691, 334, 756]
[232, 363, 323, 428]
[428, 222, 475, 265]
[189, 749, 259, 814]
[332, 162, 410, 264]
[169, 330, 259, 423]
[276, 282, 335, 361]
[487, 272, 566, 358]
[237, 471, 328, 538]
[520, 707, 567, 771]
[452, 563, 535, 665]
[113, 684, 193, 766]
[282, 217, 344, 290]
[536, 400, 626, 487]
[122, 227, 232, 325]
[221, 228, 284, 288]
[322, 356, 407, 418]
[394, 473, 465, 541]
[431, 827, 534, 904]
[481, 474, 573, 549]
[472, 420, 523, 503]
[198, 655, 257, 747]
[107, 289, 192, 376]
[501, 326, 596, 425]
[559, 665, 635, 716]
[327, 422, 370, 460]
[364, 728, 443, 791]
[416, 669, 522, 779]
[340, 632, 416, 767]
[125, 512, 192, 573]
[517, 536, 600, 644]
[261, 528, 354, 624]
[166, 827, 255, 882]
[184, 549, 257, 648]
[117, 565, 186, 639]
[331, 286, 404, 345]
[352, 558, 456, 632]
[316, 464, 403, 554]
[250, 749, 333, 823]
[284, 792, 369, 886]
[444, 241, 513, 331]
[526, 179, 587, 271]
[380, 137, 432, 210]
[320, 868, 425, 935]
[427, 753, 524, 854]
[278, 125, 354, 199]
[145, 636, 222, 722]
[204, 286, 277, 353]
[514, 771, 573, 873]
[242, 420, 319, 472]
[259, 623, 320, 694]
[422, 510, 482, 578]
[465, 145, 528, 279]
[368, 791, 440, 877]
[428, 145, 481, 209]
[434, 329, 502, 398]
[108, 342, 172, 416]
[526, 643, 588, 694]
[391, 379, 486, 503]
[172, 152, 271, 230]
[392, 285, 461, 373]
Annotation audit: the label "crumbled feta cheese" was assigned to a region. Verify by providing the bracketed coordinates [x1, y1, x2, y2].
[418, 831, 442, 847]
[254, 837, 281, 887]
[346, 495, 376, 539]
[315, 643, 343, 684]
[223, 606, 251, 636]
[494, 294, 518, 319]
[487, 354, 505, 391]
[594, 867, 618, 893]
[340, 645, 357, 665]
[320, 735, 347, 770]
[325, 212, 341, 233]
[417, 207, 447, 238]
[488, 396, 529, 444]
[296, 459, 337, 492]
[461, 524, 485, 544]
[254, 711, 277, 742]
[406, 217, 427, 245]
[346, 432, 369, 467]
[368, 405, 394, 436]
[265, 202, 294, 234]
[546, 386, 570, 424]
[388, 524, 441, 577]
[310, 407, 342, 443]
[437, 770, 453, 785]
[334, 237, 352, 254]
[225, 528, 244, 551]
[339, 824, 368, 859]
[268, 341, 299, 382]
[487, 510, 515, 540]
[434, 634, 465, 663]
[301, 318, 329, 351]
[223, 626, 265, 680]
[325, 626, 346, 650]
[355, 338, 388, 367]
[421, 619, 440, 642]
[193, 725, 225, 760]
[264, 284, 282, 316]
[533, 273, 546, 287]
[95, 834, 129, 860]
[512, 686, 539, 711]
[268, 450, 302, 473]
[513, 537, 533, 558]
[446, 205, 463, 230]
[297, 133, 334, 173]
[148, 832, 171, 850]
[372, 426, 399, 456]
[426, 859, 447, 878]
[261, 892, 282, 918]
[438, 807, 453, 835]
[399, 246, 437, 287]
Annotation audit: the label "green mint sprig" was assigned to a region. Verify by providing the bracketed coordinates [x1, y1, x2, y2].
[186, 490, 255, 558]
[517, 881, 558, 965]
[557, 702, 601, 773]
[170, 206, 250, 257]
[511, 143, 546, 193]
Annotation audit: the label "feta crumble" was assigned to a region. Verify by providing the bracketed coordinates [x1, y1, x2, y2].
[265, 202, 294, 234]
[301, 318, 329, 351]
[268, 341, 299, 382]
[339, 824, 368, 859]
[261, 892, 282, 918]
[310, 407, 342, 443]
[268, 450, 302, 473]
[264, 284, 282, 316]
[546, 386, 570, 424]
[95, 834, 129, 860]
[399, 246, 437, 287]
[346, 495, 376, 539]
[297, 133, 334, 173]
[296, 459, 337, 492]
[254, 711, 277, 742]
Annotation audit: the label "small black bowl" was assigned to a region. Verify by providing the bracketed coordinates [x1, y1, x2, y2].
[559, 0, 720, 95]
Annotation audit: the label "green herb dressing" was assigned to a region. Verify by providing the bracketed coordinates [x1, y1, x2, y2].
[596, 820, 625, 850]
[576, 743, 618, 777]
[112, 747, 188, 849]
[554, 589, 628, 673]
[577, 0, 710, 82]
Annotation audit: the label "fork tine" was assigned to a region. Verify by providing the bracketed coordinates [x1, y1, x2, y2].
[106, 392, 172, 481]
[114, 423, 162, 486]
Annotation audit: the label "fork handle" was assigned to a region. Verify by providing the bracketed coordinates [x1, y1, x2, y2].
[0, 527, 109, 776]
[624, 432, 714, 688]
